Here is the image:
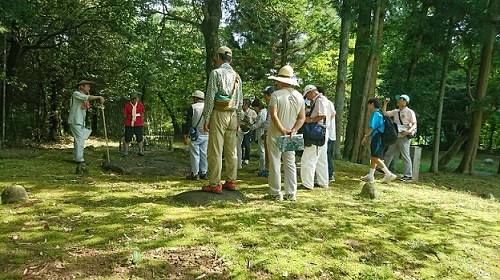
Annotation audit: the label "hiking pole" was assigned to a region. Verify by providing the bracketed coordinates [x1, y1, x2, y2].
[100, 105, 110, 162]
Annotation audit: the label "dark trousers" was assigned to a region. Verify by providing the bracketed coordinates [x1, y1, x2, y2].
[327, 140, 335, 177]
[242, 133, 251, 160]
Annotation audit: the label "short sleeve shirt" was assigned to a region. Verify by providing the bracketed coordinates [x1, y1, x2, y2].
[309, 95, 330, 128]
[369, 110, 384, 138]
[267, 88, 305, 137]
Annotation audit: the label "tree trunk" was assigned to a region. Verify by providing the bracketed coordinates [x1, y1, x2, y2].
[157, 92, 181, 135]
[430, 16, 455, 173]
[455, 0, 498, 174]
[357, 0, 386, 164]
[343, 0, 372, 162]
[438, 128, 468, 171]
[333, 0, 352, 159]
[406, 2, 430, 89]
[200, 0, 222, 80]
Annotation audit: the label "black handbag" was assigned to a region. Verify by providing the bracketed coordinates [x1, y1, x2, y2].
[302, 99, 326, 146]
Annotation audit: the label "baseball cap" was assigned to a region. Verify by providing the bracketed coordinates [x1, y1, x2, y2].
[395, 94, 410, 103]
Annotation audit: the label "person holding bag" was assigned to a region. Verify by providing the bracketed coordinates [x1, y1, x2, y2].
[183, 90, 208, 180]
[299, 85, 330, 190]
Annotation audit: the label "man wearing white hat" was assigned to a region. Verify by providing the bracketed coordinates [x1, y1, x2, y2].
[299, 85, 331, 190]
[382, 94, 417, 181]
[68, 80, 105, 164]
[201, 46, 243, 193]
[184, 90, 208, 180]
[265, 65, 306, 201]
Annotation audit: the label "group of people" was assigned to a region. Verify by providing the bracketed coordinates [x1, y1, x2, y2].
[69, 45, 417, 202]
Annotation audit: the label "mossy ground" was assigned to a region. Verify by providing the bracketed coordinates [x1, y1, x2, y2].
[0, 139, 499, 279]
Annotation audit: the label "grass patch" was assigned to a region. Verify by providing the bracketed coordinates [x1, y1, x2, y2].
[0, 140, 499, 279]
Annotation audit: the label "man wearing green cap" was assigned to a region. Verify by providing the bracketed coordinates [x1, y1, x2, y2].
[382, 94, 417, 182]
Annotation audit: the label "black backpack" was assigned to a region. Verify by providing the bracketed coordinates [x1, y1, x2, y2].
[377, 112, 398, 147]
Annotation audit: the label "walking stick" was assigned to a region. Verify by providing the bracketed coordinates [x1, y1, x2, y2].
[100, 105, 110, 162]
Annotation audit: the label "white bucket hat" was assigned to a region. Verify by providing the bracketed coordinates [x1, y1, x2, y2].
[268, 65, 299, 86]
[303, 84, 317, 97]
[192, 90, 205, 99]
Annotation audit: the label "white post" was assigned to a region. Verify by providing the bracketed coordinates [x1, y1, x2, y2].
[411, 146, 422, 182]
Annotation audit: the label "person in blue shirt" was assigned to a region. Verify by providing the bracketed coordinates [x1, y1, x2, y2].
[360, 98, 397, 183]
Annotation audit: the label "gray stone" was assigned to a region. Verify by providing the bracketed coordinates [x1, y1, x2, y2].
[359, 182, 378, 199]
[484, 158, 494, 164]
[171, 190, 248, 206]
[1, 185, 29, 204]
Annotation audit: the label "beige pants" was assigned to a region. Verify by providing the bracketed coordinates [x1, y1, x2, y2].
[207, 109, 238, 186]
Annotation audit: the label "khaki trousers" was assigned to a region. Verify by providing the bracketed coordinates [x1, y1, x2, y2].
[207, 110, 238, 186]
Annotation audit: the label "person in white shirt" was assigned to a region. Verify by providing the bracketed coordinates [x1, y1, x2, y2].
[382, 94, 417, 182]
[317, 87, 337, 182]
[299, 85, 330, 190]
[183, 90, 208, 180]
[251, 98, 267, 175]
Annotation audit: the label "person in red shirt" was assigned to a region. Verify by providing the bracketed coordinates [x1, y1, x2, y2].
[123, 93, 145, 156]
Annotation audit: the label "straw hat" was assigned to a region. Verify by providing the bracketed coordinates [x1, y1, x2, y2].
[268, 65, 299, 86]
[76, 80, 95, 87]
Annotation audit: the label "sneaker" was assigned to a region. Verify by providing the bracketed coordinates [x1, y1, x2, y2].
[222, 180, 236, 191]
[360, 174, 375, 182]
[199, 173, 209, 180]
[297, 184, 313, 190]
[201, 184, 222, 194]
[257, 170, 269, 177]
[382, 172, 397, 183]
[138, 151, 145, 156]
[263, 193, 283, 201]
[329, 176, 335, 182]
[186, 173, 199, 180]
[283, 194, 296, 201]
[243, 160, 249, 165]
[122, 153, 129, 157]
[400, 175, 412, 182]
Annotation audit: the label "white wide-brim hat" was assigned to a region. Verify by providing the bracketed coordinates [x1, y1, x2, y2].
[268, 65, 299, 86]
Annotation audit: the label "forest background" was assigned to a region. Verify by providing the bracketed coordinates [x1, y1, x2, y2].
[0, 0, 499, 173]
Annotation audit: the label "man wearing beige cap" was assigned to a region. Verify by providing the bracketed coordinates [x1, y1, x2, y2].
[183, 90, 208, 180]
[265, 65, 306, 201]
[201, 46, 243, 193]
[68, 80, 105, 164]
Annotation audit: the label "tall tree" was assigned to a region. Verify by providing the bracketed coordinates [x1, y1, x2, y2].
[456, 0, 499, 173]
[333, 0, 352, 159]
